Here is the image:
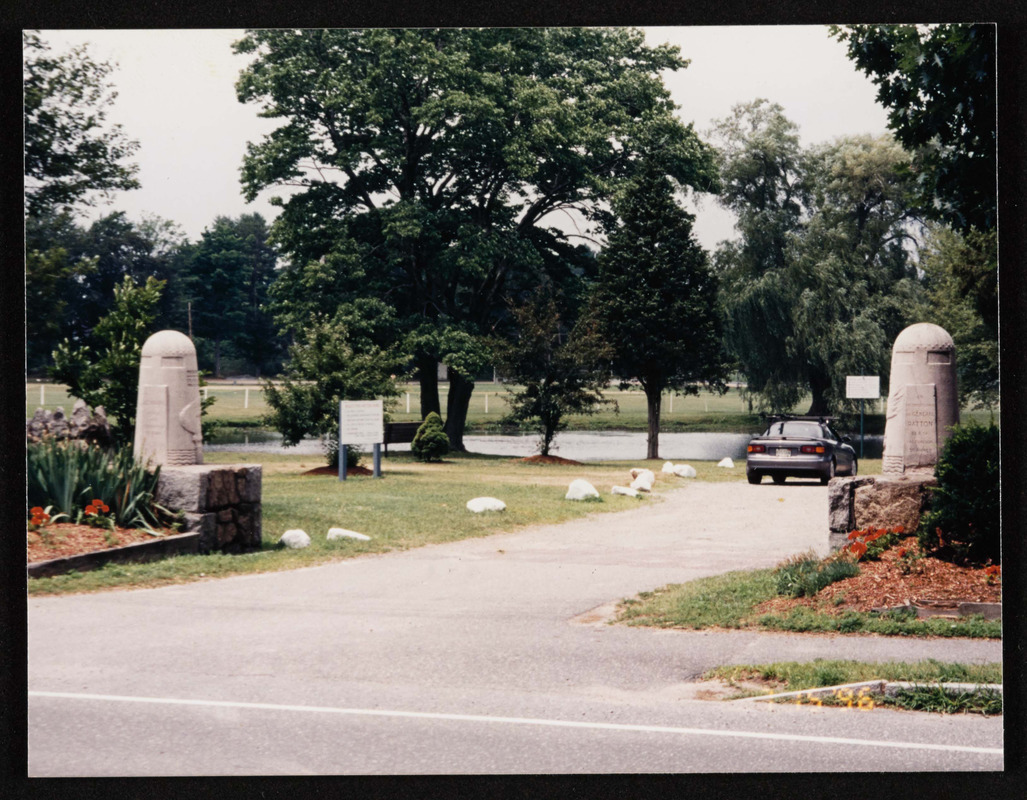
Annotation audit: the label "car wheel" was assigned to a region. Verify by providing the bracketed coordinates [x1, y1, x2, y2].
[820, 458, 836, 485]
[772, 474, 786, 485]
[850, 459, 858, 477]
[747, 471, 762, 485]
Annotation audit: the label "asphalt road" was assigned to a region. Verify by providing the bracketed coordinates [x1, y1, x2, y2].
[28, 478, 1003, 775]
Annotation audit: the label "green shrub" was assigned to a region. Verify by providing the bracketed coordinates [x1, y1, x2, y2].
[775, 550, 860, 598]
[917, 423, 1000, 565]
[26, 440, 170, 530]
[411, 412, 450, 462]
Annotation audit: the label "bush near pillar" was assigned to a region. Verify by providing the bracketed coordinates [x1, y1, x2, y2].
[917, 423, 1000, 565]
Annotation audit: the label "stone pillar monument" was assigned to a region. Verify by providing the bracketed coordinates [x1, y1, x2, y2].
[882, 323, 959, 474]
[134, 330, 203, 467]
[132, 330, 263, 554]
[828, 323, 956, 552]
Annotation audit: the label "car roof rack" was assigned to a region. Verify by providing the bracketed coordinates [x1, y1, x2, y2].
[760, 413, 837, 424]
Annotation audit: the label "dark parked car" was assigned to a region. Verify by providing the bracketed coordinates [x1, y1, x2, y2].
[746, 416, 857, 485]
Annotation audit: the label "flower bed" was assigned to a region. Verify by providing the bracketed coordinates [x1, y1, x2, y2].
[756, 534, 1001, 617]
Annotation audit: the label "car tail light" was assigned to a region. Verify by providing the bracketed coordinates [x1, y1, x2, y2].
[748, 444, 766, 453]
[800, 445, 825, 454]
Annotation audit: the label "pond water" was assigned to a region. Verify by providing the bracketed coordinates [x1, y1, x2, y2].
[207, 430, 885, 461]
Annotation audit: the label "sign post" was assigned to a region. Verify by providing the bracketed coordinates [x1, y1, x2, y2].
[338, 400, 385, 480]
[845, 376, 880, 459]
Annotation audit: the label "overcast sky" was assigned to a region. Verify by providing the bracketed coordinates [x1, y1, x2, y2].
[33, 26, 891, 251]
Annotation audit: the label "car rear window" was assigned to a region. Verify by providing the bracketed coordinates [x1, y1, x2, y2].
[765, 421, 824, 438]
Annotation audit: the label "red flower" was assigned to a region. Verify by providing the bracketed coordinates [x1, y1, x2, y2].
[31, 506, 44, 515]
[85, 504, 97, 516]
[892, 525, 905, 535]
[897, 548, 907, 558]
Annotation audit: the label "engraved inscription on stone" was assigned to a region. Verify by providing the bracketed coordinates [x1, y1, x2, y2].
[882, 323, 958, 474]
[903, 384, 937, 468]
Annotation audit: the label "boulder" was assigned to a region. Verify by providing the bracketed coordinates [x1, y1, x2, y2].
[717, 457, 735, 469]
[612, 485, 640, 498]
[629, 474, 654, 492]
[279, 529, 311, 549]
[673, 464, 697, 478]
[661, 461, 676, 474]
[327, 527, 371, 541]
[466, 497, 507, 513]
[854, 475, 936, 534]
[630, 468, 656, 482]
[566, 479, 600, 501]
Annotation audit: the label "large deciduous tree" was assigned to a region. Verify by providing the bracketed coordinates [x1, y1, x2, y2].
[829, 24, 996, 235]
[24, 31, 142, 372]
[831, 24, 997, 407]
[589, 163, 728, 460]
[233, 27, 718, 450]
[24, 31, 140, 219]
[712, 101, 924, 416]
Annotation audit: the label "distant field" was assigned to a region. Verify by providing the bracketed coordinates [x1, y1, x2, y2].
[26, 380, 995, 434]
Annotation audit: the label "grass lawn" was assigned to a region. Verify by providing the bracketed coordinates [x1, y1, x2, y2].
[28, 451, 716, 596]
[615, 568, 1001, 638]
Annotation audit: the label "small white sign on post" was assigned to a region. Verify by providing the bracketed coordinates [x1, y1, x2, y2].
[846, 376, 880, 400]
[339, 399, 384, 445]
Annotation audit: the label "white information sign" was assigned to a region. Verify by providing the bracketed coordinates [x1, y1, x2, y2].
[846, 376, 880, 400]
[339, 400, 384, 445]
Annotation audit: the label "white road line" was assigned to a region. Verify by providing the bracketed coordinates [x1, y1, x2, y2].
[28, 691, 1003, 756]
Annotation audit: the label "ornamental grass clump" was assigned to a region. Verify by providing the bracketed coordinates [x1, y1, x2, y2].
[26, 439, 170, 531]
[411, 412, 449, 462]
[774, 550, 860, 598]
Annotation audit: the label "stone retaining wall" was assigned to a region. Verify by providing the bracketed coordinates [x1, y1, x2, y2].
[828, 473, 936, 551]
[157, 464, 262, 553]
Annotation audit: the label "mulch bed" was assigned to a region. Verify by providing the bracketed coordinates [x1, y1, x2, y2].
[302, 465, 374, 476]
[755, 536, 1001, 616]
[517, 454, 584, 466]
[27, 523, 172, 563]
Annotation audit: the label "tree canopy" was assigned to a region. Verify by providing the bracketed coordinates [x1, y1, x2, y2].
[830, 24, 996, 235]
[711, 101, 923, 415]
[23, 31, 140, 219]
[234, 27, 719, 449]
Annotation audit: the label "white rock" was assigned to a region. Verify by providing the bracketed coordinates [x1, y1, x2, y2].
[717, 457, 735, 469]
[630, 470, 655, 492]
[279, 529, 311, 549]
[327, 527, 371, 541]
[612, 485, 640, 498]
[661, 461, 676, 474]
[673, 464, 697, 478]
[466, 496, 507, 513]
[565, 479, 600, 501]
[629, 468, 656, 482]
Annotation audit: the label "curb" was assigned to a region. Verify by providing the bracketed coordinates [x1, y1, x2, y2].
[734, 679, 1003, 703]
[27, 531, 201, 579]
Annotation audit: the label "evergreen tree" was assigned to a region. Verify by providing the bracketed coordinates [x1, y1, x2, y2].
[589, 163, 728, 459]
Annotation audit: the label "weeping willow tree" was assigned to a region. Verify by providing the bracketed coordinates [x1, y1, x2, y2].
[711, 100, 924, 415]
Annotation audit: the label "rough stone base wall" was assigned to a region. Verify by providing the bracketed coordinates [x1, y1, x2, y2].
[828, 474, 936, 552]
[157, 464, 262, 553]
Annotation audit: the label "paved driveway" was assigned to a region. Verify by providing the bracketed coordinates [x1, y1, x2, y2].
[28, 480, 1003, 774]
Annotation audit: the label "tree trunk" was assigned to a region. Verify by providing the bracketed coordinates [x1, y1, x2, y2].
[444, 368, 474, 452]
[418, 355, 441, 419]
[645, 386, 661, 460]
[806, 370, 831, 417]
